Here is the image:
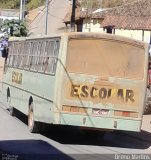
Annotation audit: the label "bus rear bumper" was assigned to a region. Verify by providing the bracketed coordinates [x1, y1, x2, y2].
[60, 113, 142, 132]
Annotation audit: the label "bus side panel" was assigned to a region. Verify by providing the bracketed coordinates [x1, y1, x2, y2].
[2, 68, 56, 123]
[60, 114, 141, 132]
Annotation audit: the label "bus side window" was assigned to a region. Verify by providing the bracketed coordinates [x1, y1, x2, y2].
[52, 40, 60, 73]
[7, 43, 14, 67]
[30, 41, 39, 71]
[38, 41, 47, 72]
[24, 42, 32, 70]
[45, 40, 55, 74]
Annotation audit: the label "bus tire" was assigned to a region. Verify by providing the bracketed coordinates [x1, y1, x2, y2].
[28, 102, 41, 133]
[7, 87, 15, 116]
[9, 106, 16, 116]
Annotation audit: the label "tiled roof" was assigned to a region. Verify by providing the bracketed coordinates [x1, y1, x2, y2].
[63, 6, 87, 24]
[102, 0, 151, 30]
[102, 15, 151, 30]
[63, 5, 106, 24]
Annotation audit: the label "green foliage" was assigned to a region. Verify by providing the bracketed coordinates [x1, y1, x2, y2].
[80, 0, 101, 10]
[0, 19, 28, 37]
[0, 0, 45, 10]
[0, 0, 20, 9]
[80, 0, 137, 9]
[26, 0, 45, 10]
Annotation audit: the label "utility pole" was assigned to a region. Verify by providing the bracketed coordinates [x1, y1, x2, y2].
[45, 0, 49, 35]
[20, 0, 23, 20]
[70, 0, 76, 32]
[22, 0, 26, 21]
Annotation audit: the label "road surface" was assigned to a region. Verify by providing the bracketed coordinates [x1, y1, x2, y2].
[28, 0, 70, 36]
[0, 97, 151, 160]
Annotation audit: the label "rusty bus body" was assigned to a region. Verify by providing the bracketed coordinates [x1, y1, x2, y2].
[2, 33, 149, 133]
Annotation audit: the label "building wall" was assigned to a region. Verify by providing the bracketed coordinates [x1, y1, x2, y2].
[0, 16, 19, 20]
[82, 19, 151, 43]
[83, 19, 105, 33]
[0, 9, 19, 20]
[115, 29, 151, 43]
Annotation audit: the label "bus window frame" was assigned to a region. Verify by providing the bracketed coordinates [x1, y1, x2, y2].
[30, 41, 39, 71]
[12, 42, 20, 67]
[43, 40, 60, 75]
[37, 40, 47, 72]
[6, 37, 60, 76]
[18, 41, 25, 69]
[7, 42, 14, 67]
[23, 41, 31, 70]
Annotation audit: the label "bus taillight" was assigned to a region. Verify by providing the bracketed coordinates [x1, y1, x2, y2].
[62, 106, 87, 114]
[114, 111, 138, 118]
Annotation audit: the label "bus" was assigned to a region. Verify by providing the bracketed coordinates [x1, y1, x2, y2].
[1, 32, 149, 133]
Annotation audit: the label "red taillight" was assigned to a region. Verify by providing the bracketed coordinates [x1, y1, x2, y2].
[122, 111, 130, 117]
[62, 106, 87, 114]
[114, 111, 138, 118]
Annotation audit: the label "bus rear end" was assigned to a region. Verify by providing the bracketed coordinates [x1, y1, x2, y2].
[59, 33, 149, 132]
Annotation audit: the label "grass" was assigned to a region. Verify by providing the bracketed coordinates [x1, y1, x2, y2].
[0, 0, 45, 10]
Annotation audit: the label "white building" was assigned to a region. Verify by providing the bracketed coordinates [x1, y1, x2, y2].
[0, 9, 19, 20]
[64, 0, 151, 44]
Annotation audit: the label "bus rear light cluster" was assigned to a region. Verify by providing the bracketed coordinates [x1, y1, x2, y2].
[62, 105, 87, 114]
[114, 111, 138, 118]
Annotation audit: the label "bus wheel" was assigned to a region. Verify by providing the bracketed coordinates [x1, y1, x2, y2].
[7, 87, 15, 116]
[28, 102, 40, 133]
[9, 106, 16, 116]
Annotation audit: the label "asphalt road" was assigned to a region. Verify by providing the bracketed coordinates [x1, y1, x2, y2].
[29, 0, 70, 36]
[0, 95, 151, 160]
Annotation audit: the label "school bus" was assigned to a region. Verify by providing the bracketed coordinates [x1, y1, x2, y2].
[2, 32, 149, 133]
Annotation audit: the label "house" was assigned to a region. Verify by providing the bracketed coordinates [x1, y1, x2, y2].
[0, 9, 19, 20]
[64, 4, 110, 32]
[102, 0, 151, 43]
[63, 6, 87, 32]
[64, 0, 151, 43]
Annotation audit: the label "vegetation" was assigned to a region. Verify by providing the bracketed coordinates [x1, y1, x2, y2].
[0, 0, 138, 10]
[79, 0, 137, 9]
[0, 19, 28, 37]
[79, 0, 101, 10]
[0, 0, 20, 9]
[26, 0, 45, 10]
[0, 0, 45, 10]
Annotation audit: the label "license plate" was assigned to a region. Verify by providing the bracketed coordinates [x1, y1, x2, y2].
[92, 109, 109, 116]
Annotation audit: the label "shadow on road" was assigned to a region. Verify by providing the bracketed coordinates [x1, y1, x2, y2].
[41, 124, 151, 150]
[14, 110, 151, 150]
[0, 140, 73, 160]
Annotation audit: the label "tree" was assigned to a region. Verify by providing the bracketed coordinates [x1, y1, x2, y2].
[0, 19, 28, 37]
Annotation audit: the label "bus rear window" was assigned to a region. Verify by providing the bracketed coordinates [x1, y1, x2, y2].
[66, 39, 145, 80]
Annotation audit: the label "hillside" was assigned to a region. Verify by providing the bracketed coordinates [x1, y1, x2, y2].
[79, 0, 138, 9]
[0, 0, 45, 10]
[0, 0, 139, 10]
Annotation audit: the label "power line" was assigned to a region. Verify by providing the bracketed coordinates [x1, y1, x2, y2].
[48, 12, 64, 20]
[29, 0, 53, 25]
